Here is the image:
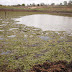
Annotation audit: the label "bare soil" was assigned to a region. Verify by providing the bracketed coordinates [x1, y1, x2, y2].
[30, 60, 72, 72]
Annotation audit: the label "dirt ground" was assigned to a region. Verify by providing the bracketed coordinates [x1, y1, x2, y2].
[30, 60, 72, 72]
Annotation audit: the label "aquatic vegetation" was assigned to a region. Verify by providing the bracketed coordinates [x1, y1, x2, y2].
[0, 11, 72, 72]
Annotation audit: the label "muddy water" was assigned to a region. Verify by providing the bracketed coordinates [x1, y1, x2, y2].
[14, 14, 72, 33]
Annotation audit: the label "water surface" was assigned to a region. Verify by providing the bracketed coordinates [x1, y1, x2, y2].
[14, 14, 72, 33]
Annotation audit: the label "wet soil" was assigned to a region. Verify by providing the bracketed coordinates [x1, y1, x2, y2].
[0, 60, 72, 72]
[30, 60, 72, 72]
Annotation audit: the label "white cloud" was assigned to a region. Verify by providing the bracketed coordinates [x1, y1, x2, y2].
[0, 0, 69, 5]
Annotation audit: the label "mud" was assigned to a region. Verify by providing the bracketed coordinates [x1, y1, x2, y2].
[30, 60, 72, 72]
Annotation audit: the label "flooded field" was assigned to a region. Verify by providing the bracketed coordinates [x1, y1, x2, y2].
[0, 11, 72, 72]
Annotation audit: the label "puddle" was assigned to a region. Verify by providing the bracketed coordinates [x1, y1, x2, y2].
[0, 19, 2, 20]
[59, 36, 65, 40]
[0, 37, 4, 40]
[24, 35, 28, 38]
[55, 32, 61, 35]
[33, 28, 41, 31]
[7, 35, 16, 38]
[34, 53, 44, 58]
[57, 41, 64, 43]
[25, 43, 40, 47]
[14, 54, 27, 60]
[0, 24, 6, 27]
[1, 51, 11, 55]
[68, 33, 72, 36]
[30, 43, 40, 47]
[0, 30, 4, 31]
[9, 28, 18, 31]
[41, 49, 49, 53]
[38, 36, 51, 41]
[2, 21, 9, 24]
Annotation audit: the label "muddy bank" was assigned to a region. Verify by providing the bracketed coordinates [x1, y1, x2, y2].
[30, 60, 72, 72]
[0, 8, 72, 15]
[0, 60, 72, 72]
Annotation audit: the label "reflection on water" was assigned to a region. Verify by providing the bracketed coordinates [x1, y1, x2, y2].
[0, 30, 4, 31]
[38, 36, 51, 41]
[14, 14, 72, 33]
[9, 28, 18, 31]
[7, 35, 16, 38]
[1, 50, 11, 55]
[0, 37, 3, 40]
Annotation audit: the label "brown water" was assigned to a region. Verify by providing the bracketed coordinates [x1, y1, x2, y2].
[14, 14, 72, 33]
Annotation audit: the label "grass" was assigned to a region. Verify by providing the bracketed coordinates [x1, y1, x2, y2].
[0, 5, 72, 17]
[0, 5, 72, 12]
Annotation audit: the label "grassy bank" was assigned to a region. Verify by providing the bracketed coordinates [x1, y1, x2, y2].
[0, 5, 72, 16]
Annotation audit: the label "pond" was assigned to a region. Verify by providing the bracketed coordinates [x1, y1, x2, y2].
[14, 14, 72, 33]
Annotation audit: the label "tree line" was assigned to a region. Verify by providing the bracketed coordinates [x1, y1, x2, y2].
[0, 0, 72, 6]
[17, 0, 72, 6]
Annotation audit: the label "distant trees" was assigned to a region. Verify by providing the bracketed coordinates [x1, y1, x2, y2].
[22, 4, 25, 6]
[37, 4, 40, 6]
[51, 3, 55, 6]
[68, 0, 72, 6]
[40, 3, 45, 6]
[0, 4, 2, 6]
[17, 4, 21, 6]
[60, 3, 62, 6]
[15, 4, 25, 6]
[13, 0, 72, 7]
[63, 0, 72, 6]
[64, 1, 67, 5]
[32, 3, 35, 6]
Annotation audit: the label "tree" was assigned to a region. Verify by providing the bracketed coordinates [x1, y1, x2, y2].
[37, 4, 40, 6]
[64, 1, 67, 5]
[22, 4, 25, 6]
[17, 4, 21, 6]
[60, 3, 62, 5]
[68, 0, 72, 6]
[0, 4, 2, 6]
[32, 3, 35, 6]
[51, 3, 55, 6]
[40, 3, 45, 6]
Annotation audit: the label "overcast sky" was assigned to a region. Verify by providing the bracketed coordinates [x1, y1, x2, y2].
[0, 0, 69, 5]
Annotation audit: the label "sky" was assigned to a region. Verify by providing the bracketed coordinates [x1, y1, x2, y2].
[0, 0, 70, 5]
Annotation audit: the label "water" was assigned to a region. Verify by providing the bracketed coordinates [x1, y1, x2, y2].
[38, 36, 51, 41]
[9, 28, 18, 31]
[7, 35, 16, 38]
[14, 14, 72, 33]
